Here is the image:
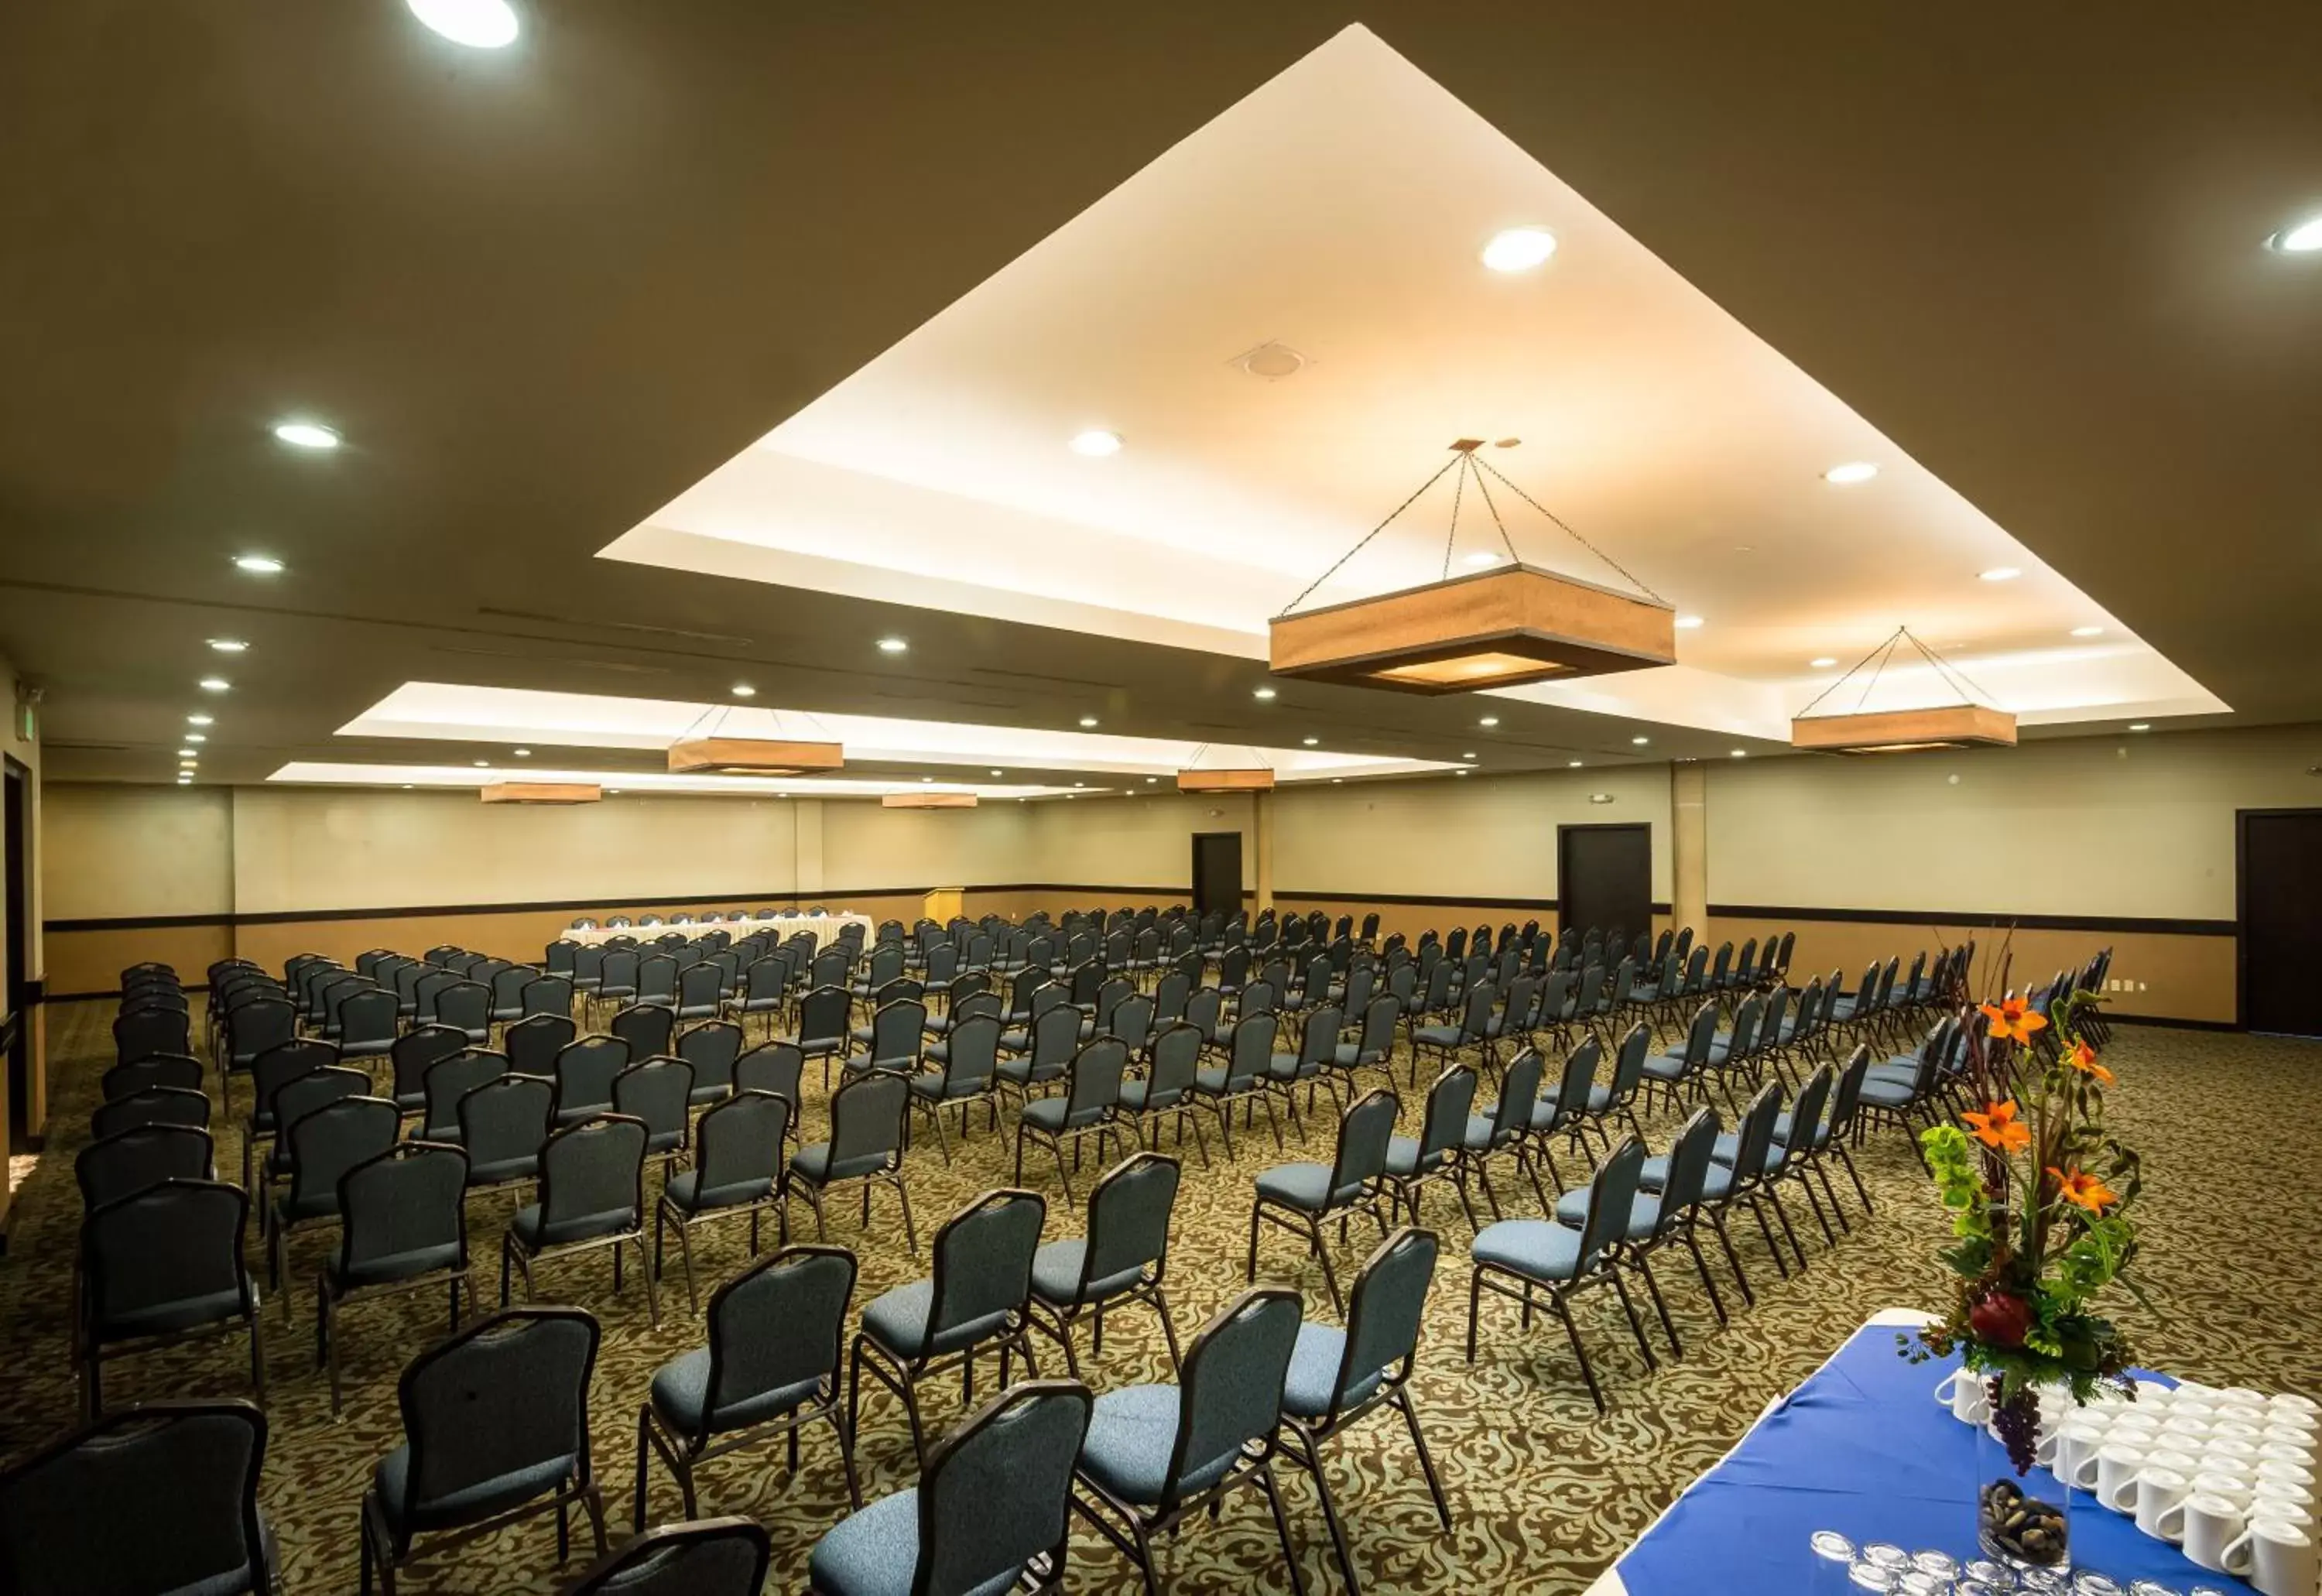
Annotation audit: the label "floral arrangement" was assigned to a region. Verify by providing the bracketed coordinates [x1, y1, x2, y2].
[1904, 979, 2146, 1472]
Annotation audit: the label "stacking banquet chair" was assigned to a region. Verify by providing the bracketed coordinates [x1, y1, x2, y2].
[735, 1039, 804, 1109]
[78, 1179, 264, 1417]
[1649, 1081, 1789, 1307]
[358, 1307, 608, 1595]
[91, 1083, 210, 1142]
[656, 1089, 793, 1315]
[676, 1018, 743, 1106]
[906, 1012, 1001, 1163]
[523, 974, 576, 1022]
[1555, 1106, 1726, 1358]
[552, 1034, 631, 1127]
[1460, 1043, 1545, 1224]
[789, 1070, 916, 1254]
[807, 1380, 1093, 1596]
[1467, 1136, 1657, 1413]
[501, 1115, 659, 1326]
[566, 1517, 770, 1596]
[1026, 1151, 1185, 1378]
[100, 1050, 202, 1104]
[614, 1057, 694, 1182]
[994, 996, 1081, 1126]
[114, 1002, 191, 1066]
[1382, 1062, 1482, 1235]
[503, 1012, 577, 1081]
[850, 1188, 1048, 1468]
[1782, 1044, 1875, 1219]
[794, 985, 854, 1091]
[1247, 1087, 1399, 1313]
[1013, 1035, 1130, 1205]
[1119, 1019, 1211, 1167]
[389, 1025, 468, 1118]
[1262, 1001, 1341, 1135]
[1644, 1000, 1721, 1113]
[266, 1087, 401, 1318]
[1191, 1009, 1283, 1157]
[318, 1141, 475, 1414]
[635, 1245, 861, 1529]
[1276, 1228, 1453, 1596]
[0, 1399, 279, 1596]
[730, 955, 790, 1039]
[76, 1124, 214, 1212]
[1067, 1286, 1308, 1594]
[611, 1002, 676, 1062]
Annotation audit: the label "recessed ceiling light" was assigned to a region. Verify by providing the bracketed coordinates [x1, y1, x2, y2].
[1568, 760, 1584, 769]
[2070, 625, 2105, 639]
[1480, 226, 1558, 272]
[186, 733, 206, 744]
[406, 0, 519, 48]
[610, 789, 624, 796]
[1810, 657, 1838, 669]
[176, 748, 196, 758]
[921, 776, 934, 783]
[207, 639, 248, 653]
[198, 677, 230, 692]
[875, 637, 908, 654]
[1144, 776, 1157, 784]
[1978, 567, 2022, 582]
[1455, 769, 1470, 776]
[730, 683, 756, 697]
[1730, 749, 1748, 758]
[1632, 736, 1651, 745]
[1823, 461, 1879, 485]
[1478, 716, 1499, 728]
[2128, 722, 2152, 732]
[232, 554, 285, 575]
[990, 769, 1003, 777]
[272, 420, 340, 450]
[473, 760, 490, 768]
[402, 783, 414, 790]
[2267, 215, 2322, 255]
[1252, 687, 1277, 701]
[1078, 716, 1098, 728]
[1074, 782, 1086, 789]
[187, 714, 214, 725]
[1461, 752, 1478, 760]
[513, 748, 531, 758]
[1331, 777, 1344, 784]
[1673, 615, 1705, 630]
[1462, 550, 1502, 568]
[1301, 736, 1319, 746]
[176, 775, 192, 784]
[1069, 430, 1122, 457]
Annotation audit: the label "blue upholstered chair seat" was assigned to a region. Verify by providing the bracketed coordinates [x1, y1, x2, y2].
[96, 1280, 252, 1338]
[1382, 1136, 1445, 1178]
[335, 1240, 462, 1290]
[1408, 1025, 1461, 1050]
[1637, 1155, 1737, 1199]
[1279, 1322, 1383, 1420]
[1704, 1133, 1785, 1173]
[1028, 1238, 1146, 1307]
[859, 1279, 1012, 1360]
[1550, 1187, 1661, 1242]
[649, 1347, 823, 1433]
[663, 1170, 774, 1214]
[372, 1445, 575, 1534]
[1468, 1219, 1583, 1282]
[512, 1203, 632, 1248]
[1117, 1077, 1183, 1111]
[1252, 1163, 1334, 1211]
[1076, 1385, 1239, 1504]
[1021, 1096, 1105, 1132]
[1855, 1077, 1920, 1108]
[806, 1488, 1021, 1596]
[789, 1142, 890, 1183]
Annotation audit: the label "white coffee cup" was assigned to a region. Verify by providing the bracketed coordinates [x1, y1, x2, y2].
[2109, 1409, 2161, 1440]
[2128, 1376, 2174, 1406]
[2060, 1420, 2112, 1490]
[2146, 1447, 2203, 1478]
[2099, 1443, 2150, 1512]
[2224, 1516, 2319, 1596]
[2258, 1446, 2314, 1475]
[2138, 1467, 2193, 1540]
[2204, 1437, 2259, 1467]
[2267, 1395, 2318, 1427]
[2194, 1469, 2255, 1507]
[1937, 1368, 1989, 1424]
[2262, 1423, 2317, 1453]
[2272, 1393, 2320, 1415]
[2163, 1420, 2217, 1450]
[2180, 1493, 2247, 1571]
[2217, 1386, 2269, 1414]
[2253, 1479, 2317, 1522]
[2211, 1420, 2265, 1445]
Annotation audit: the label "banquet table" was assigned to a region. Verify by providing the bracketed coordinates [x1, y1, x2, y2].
[560, 912, 873, 951]
[1590, 1308, 2214, 1596]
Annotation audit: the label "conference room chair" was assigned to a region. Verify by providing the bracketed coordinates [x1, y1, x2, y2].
[1644, 1000, 1721, 1115]
[406, 1043, 501, 1141]
[793, 985, 853, 1091]
[734, 1039, 804, 1111]
[434, 980, 492, 1046]
[553, 1034, 632, 1126]
[1855, 1015, 1960, 1157]
[91, 1082, 211, 1143]
[635, 954, 681, 1012]
[331, 987, 398, 1067]
[614, 1057, 696, 1180]
[992, 996, 1081, 1124]
[543, 939, 579, 981]
[220, 995, 297, 1115]
[457, 1071, 553, 1201]
[385, 1025, 464, 1117]
[570, 942, 607, 1007]
[563, 1517, 770, 1596]
[1276, 1226, 1451, 1596]
[1026, 1151, 1184, 1379]
[1649, 1081, 1787, 1305]
[99, 1050, 203, 1105]
[923, 981, 994, 1050]
[1461, 1043, 1545, 1221]
[1105, 988, 1156, 1050]
[634, 1244, 861, 1530]
[670, 1017, 742, 1107]
[842, 996, 926, 1077]
[789, 1071, 916, 1255]
[1382, 1063, 1483, 1232]
[1786, 1044, 1875, 1218]
[1557, 1106, 1724, 1358]
[503, 1012, 577, 1079]
[807, 1379, 1092, 1596]
[730, 956, 789, 1037]
[1068, 1286, 1307, 1594]
[1247, 1087, 1399, 1314]
[522, 974, 576, 1022]
[1188, 1008, 1279, 1157]
[1012, 1035, 1130, 1206]
[318, 1141, 474, 1414]
[671, 961, 723, 1025]
[267, 1090, 400, 1317]
[906, 1011, 1001, 1163]
[113, 1004, 190, 1067]
[1736, 1066, 1835, 1268]
[358, 1307, 608, 1595]
[594, 950, 642, 1024]
[487, 964, 538, 1028]
[1118, 1018, 1211, 1168]
[655, 1089, 792, 1315]
[849, 1188, 1046, 1469]
[609, 1002, 676, 1062]
[1263, 1001, 1341, 1136]
[1468, 1135, 1656, 1413]
[501, 1115, 659, 1327]
[78, 1179, 263, 1417]
[0, 1399, 279, 1596]
[76, 1123, 214, 1216]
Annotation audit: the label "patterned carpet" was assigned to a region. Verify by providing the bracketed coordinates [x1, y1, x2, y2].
[5, 997, 2320, 1595]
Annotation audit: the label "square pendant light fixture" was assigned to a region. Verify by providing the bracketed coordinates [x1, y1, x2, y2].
[1268, 442, 1676, 694]
[882, 791, 978, 809]
[666, 704, 844, 776]
[1176, 741, 1276, 793]
[481, 781, 602, 804]
[1790, 628, 2018, 753]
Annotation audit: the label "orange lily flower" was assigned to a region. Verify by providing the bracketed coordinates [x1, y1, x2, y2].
[2047, 1166, 2118, 1214]
[1962, 1099, 2032, 1152]
[1981, 997, 2050, 1044]
[2063, 1039, 2115, 1087]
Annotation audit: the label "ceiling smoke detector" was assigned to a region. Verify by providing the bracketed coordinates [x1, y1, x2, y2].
[1232, 341, 1309, 381]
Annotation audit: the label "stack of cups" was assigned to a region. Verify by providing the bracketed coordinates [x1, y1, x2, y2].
[2051, 1381, 2318, 1594]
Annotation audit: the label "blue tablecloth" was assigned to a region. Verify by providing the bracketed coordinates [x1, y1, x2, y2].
[1618, 1320, 2219, 1595]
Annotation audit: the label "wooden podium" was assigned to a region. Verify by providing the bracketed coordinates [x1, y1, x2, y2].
[922, 886, 965, 924]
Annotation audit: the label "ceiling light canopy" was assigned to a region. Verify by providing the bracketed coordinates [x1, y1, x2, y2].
[1791, 626, 2017, 754]
[1252, 686, 1277, 700]
[1461, 550, 1502, 568]
[187, 714, 213, 726]
[1269, 440, 1676, 694]
[730, 683, 756, 697]
[271, 420, 340, 450]
[1176, 743, 1274, 793]
[1810, 657, 1838, 669]
[2268, 215, 2322, 255]
[481, 781, 600, 806]
[1979, 567, 2022, 582]
[1823, 461, 1879, 485]
[668, 705, 844, 777]
[232, 554, 285, 575]
[406, 0, 519, 48]
[1479, 226, 1557, 272]
[1478, 715, 1498, 727]
[883, 791, 978, 810]
[1068, 429, 1122, 457]
[1077, 716, 1099, 728]
[1632, 736, 1651, 745]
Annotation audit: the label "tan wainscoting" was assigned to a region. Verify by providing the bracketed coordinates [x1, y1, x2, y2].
[45, 921, 237, 999]
[1705, 915, 2236, 1026]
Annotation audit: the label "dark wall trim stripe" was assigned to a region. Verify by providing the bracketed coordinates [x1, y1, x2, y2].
[1705, 903, 2236, 938]
[1274, 890, 1559, 912]
[2111, 1011, 2240, 1033]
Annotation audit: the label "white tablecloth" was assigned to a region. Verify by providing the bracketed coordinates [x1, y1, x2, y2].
[561, 913, 873, 952]
[1581, 1307, 1934, 1596]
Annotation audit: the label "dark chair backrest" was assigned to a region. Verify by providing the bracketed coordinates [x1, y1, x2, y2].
[1074, 1152, 1180, 1300]
[1574, 1138, 1649, 1272]
[393, 1308, 601, 1527]
[91, 1084, 211, 1139]
[1326, 1089, 1400, 1204]
[421, 1049, 509, 1135]
[1325, 1226, 1440, 1422]
[909, 1380, 1094, 1596]
[80, 1180, 251, 1332]
[913, 1189, 1046, 1359]
[76, 1125, 213, 1211]
[1410, 1065, 1478, 1170]
[735, 1040, 804, 1108]
[505, 1012, 579, 1077]
[563, 1519, 772, 1596]
[611, 1003, 676, 1059]
[457, 1073, 553, 1177]
[938, 1015, 1002, 1092]
[114, 1006, 191, 1066]
[691, 1090, 791, 1199]
[0, 1400, 269, 1596]
[797, 986, 851, 1049]
[101, 1052, 203, 1102]
[677, 1019, 744, 1098]
[1159, 1288, 1302, 1510]
[613, 1059, 694, 1148]
[1656, 1107, 1722, 1221]
[522, 974, 575, 1019]
[1491, 1047, 1546, 1142]
[825, 1071, 907, 1173]
[391, 1024, 469, 1105]
[536, 1116, 649, 1238]
[437, 980, 492, 1037]
[554, 1034, 633, 1118]
[337, 1142, 469, 1277]
[280, 1094, 402, 1217]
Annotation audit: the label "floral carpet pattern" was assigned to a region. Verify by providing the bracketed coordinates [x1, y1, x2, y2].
[4, 998, 2319, 1595]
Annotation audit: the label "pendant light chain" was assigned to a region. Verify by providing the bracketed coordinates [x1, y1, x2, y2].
[1440, 459, 1468, 582]
[1276, 455, 1464, 617]
[1796, 625, 1998, 719]
[1468, 454, 1666, 604]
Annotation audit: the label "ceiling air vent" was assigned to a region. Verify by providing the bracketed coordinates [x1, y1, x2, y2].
[1232, 341, 1309, 381]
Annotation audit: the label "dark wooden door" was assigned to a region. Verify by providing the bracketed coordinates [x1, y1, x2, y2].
[2240, 808, 2322, 1037]
[1558, 824, 1652, 944]
[4, 758, 26, 1152]
[1191, 832, 1243, 919]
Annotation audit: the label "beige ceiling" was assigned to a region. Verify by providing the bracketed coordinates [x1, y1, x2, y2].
[2, 2, 2317, 794]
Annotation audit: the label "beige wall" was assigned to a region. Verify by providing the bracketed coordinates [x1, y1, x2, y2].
[43, 783, 232, 920]
[823, 798, 1040, 889]
[1027, 790, 1256, 890]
